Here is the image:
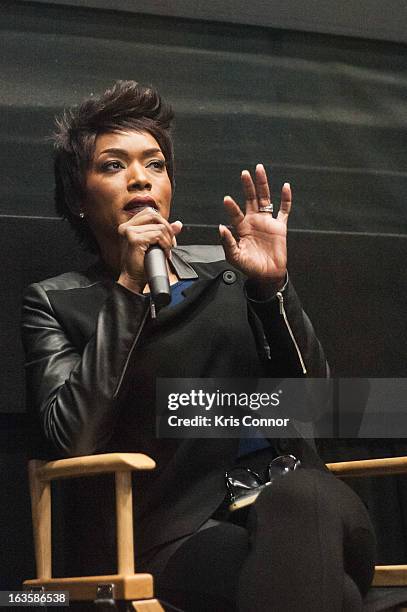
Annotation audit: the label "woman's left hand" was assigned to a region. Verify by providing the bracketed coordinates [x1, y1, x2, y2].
[219, 164, 291, 290]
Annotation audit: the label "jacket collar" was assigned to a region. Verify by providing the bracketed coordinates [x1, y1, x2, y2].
[170, 249, 199, 280]
[88, 245, 231, 283]
[171, 245, 232, 280]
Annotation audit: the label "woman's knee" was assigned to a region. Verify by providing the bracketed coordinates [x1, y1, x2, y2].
[253, 468, 331, 518]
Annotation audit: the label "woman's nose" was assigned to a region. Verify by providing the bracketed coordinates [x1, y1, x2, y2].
[127, 164, 151, 190]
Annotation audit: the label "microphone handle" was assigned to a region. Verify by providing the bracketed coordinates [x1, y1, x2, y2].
[144, 245, 171, 308]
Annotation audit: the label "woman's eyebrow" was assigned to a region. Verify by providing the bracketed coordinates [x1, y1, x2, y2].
[142, 147, 164, 158]
[97, 147, 163, 159]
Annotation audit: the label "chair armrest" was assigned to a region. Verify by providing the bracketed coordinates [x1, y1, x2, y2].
[28, 453, 156, 580]
[327, 456, 407, 478]
[32, 452, 156, 481]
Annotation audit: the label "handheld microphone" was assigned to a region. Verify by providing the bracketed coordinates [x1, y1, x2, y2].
[144, 245, 171, 309]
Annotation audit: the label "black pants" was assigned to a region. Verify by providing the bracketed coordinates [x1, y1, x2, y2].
[146, 469, 376, 612]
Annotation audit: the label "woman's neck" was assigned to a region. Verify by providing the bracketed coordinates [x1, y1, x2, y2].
[98, 243, 179, 289]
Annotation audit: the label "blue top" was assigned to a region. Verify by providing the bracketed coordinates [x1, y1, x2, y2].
[168, 279, 271, 458]
[169, 279, 194, 306]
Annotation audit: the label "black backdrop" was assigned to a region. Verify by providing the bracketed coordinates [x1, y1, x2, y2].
[1, 0, 407, 590]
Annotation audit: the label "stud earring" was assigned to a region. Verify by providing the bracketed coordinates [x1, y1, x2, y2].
[79, 211, 85, 219]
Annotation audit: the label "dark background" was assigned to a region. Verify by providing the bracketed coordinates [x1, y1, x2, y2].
[1, 0, 406, 591]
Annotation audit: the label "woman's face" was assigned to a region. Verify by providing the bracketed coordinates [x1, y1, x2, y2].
[82, 130, 172, 249]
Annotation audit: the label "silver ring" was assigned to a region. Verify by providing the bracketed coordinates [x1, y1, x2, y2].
[258, 203, 274, 214]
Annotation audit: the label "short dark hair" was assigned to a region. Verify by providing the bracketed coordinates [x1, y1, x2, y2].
[53, 80, 175, 252]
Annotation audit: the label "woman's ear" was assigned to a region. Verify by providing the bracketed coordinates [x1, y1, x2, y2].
[65, 194, 84, 219]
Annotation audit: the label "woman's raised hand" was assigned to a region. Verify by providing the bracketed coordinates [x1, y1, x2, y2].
[219, 164, 291, 290]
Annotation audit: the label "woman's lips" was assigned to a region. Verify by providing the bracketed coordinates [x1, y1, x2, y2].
[123, 198, 158, 215]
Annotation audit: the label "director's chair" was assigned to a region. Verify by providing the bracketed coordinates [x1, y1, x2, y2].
[23, 453, 407, 611]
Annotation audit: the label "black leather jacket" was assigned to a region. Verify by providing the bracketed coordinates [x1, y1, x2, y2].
[22, 245, 328, 564]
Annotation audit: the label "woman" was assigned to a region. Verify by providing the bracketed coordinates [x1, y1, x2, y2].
[22, 81, 375, 611]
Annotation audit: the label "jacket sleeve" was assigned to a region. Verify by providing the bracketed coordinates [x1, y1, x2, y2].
[22, 281, 150, 458]
[245, 278, 329, 378]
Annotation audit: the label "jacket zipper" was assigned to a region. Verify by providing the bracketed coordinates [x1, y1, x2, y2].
[113, 304, 151, 399]
[276, 291, 307, 375]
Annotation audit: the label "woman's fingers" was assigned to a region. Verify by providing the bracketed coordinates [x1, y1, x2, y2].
[255, 164, 272, 210]
[171, 220, 183, 234]
[277, 182, 292, 224]
[117, 216, 182, 293]
[119, 206, 178, 248]
[240, 170, 258, 214]
[223, 196, 245, 226]
[120, 206, 173, 231]
[219, 224, 240, 265]
[236, 165, 273, 214]
[225, 166, 291, 227]
[120, 224, 175, 254]
[170, 220, 183, 247]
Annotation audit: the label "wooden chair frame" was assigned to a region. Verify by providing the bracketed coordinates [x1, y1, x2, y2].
[327, 456, 407, 590]
[23, 453, 164, 611]
[23, 453, 407, 610]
